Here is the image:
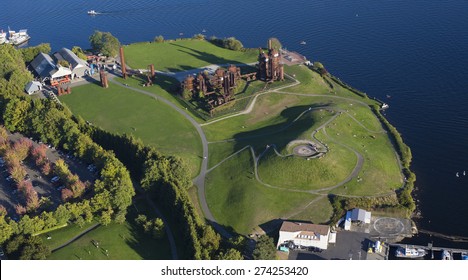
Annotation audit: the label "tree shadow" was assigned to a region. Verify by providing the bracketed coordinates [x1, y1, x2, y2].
[169, 43, 248, 67]
[231, 103, 333, 154]
[124, 199, 173, 260]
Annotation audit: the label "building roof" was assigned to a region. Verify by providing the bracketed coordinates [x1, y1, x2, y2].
[24, 81, 42, 94]
[53, 48, 88, 69]
[350, 208, 371, 222]
[50, 66, 72, 79]
[30, 53, 56, 78]
[280, 221, 330, 236]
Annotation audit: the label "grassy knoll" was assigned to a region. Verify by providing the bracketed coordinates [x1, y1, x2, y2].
[257, 141, 356, 191]
[204, 62, 404, 228]
[59, 82, 202, 177]
[124, 39, 259, 71]
[205, 149, 317, 234]
[47, 200, 172, 260]
[289, 196, 334, 224]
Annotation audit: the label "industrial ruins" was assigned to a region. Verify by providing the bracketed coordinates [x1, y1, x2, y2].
[180, 39, 285, 111]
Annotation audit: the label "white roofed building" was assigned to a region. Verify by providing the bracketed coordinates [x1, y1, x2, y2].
[344, 208, 372, 231]
[30, 52, 72, 83]
[24, 81, 42, 95]
[53, 48, 89, 79]
[277, 221, 331, 250]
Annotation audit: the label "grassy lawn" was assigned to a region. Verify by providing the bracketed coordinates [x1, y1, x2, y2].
[325, 113, 403, 196]
[47, 200, 172, 260]
[60, 82, 202, 177]
[40, 223, 91, 250]
[124, 39, 259, 71]
[205, 149, 317, 235]
[289, 196, 334, 224]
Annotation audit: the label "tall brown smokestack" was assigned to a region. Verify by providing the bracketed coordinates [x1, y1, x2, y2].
[268, 39, 272, 50]
[100, 69, 109, 88]
[149, 64, 155, 79]
[119, 47, 127, 79]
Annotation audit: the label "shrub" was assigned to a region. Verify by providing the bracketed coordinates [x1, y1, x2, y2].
[154, 35, 164, 43]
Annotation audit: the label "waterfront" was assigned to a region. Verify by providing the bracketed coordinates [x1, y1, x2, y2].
[2, 0, 468, 248]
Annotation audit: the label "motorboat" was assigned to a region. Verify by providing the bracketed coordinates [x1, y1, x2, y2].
[7, 29, 30, 46]
[87, 10, 99, 15]
[300, 41, 306, 45]
[395, 246, 426, 258]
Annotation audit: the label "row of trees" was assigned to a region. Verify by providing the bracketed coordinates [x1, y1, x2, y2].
[88, 128, 243, 260]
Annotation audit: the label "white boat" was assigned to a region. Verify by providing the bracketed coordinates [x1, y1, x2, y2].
[441, 250, 451, 260]
[7, 29, 30, 46]
[87, 10, 99, 15]
[381, 103, 389, 109]
[0, 30, 7, 44]
[395, 246, 426, 258]
[300, 41, 306, 45]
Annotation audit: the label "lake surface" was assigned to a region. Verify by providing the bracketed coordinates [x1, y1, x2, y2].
[3, 0, 468, 248]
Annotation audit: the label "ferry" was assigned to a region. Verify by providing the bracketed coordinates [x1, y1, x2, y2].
[7, 29, 30, 46]
[395, 246, 426, 259]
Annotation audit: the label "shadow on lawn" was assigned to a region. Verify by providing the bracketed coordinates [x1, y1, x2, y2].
[170, 43, 248, 67]
[232, 103, 333, 154]
[124, 201, 172, 260]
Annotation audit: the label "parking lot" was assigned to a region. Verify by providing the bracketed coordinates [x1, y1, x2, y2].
[289, 231, 372, 260]
[0, 133, 97, 220]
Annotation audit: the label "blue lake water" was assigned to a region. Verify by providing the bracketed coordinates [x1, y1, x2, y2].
[3, 0, 468, 248]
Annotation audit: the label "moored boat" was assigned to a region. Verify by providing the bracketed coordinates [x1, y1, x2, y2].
[6, 29, 30, 46]
[395, 246, 426, 258]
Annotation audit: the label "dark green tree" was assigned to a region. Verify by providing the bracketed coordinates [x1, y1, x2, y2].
[20, 43, 51, 63]
[89, 31, 121, 57]
[5, 235, 50, 260]
[216, 248, 243, 260]
[253, 235, 276, 260]
[71, 46, 88, 60]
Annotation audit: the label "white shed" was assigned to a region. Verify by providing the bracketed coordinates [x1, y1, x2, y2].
[25, 81, 42, 95]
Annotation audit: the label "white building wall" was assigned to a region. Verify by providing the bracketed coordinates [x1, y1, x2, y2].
[277, 231, 329, 250]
